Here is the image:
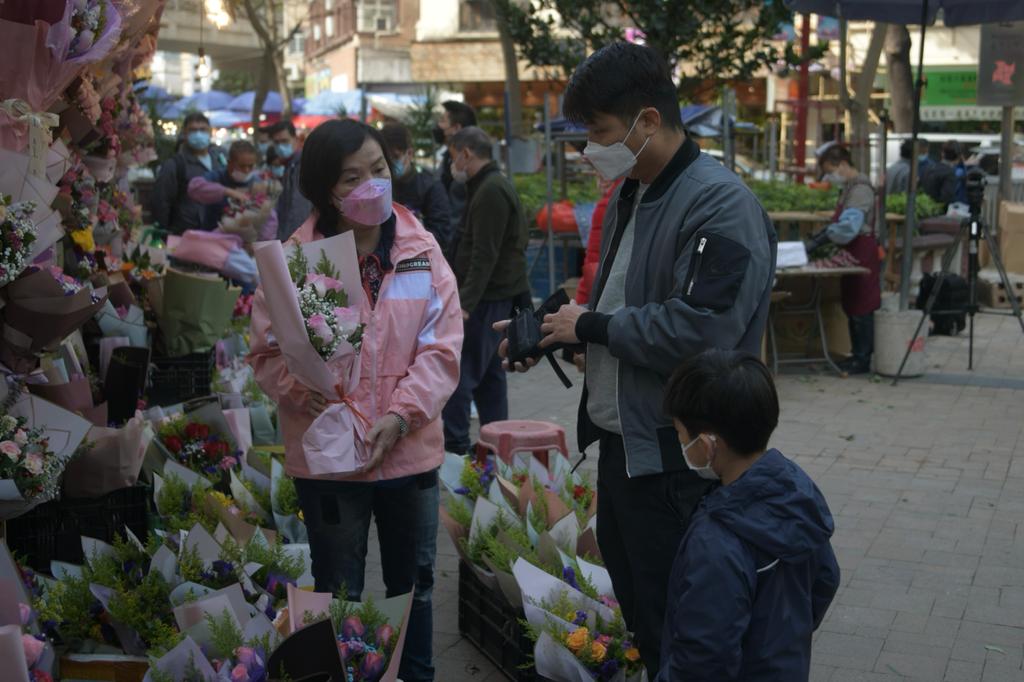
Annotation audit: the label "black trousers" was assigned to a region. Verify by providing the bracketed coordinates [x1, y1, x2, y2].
[848, 312, 875, 365]
[596, 432, 712, 677]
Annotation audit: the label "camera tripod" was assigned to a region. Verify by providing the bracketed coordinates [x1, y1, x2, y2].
[892, 205, 1024, 384]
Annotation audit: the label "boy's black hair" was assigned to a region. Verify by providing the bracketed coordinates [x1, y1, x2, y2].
[265, 120, 297, 137]
[441, 100, 477, 128]
[182, 112, 210, 128]
[899, 139, 913, 160]
[663, 349, 779, 456]
[380, 122, 412, 153]
[449, 126, 493, 160]
[299, 119, 393, 237]
[563, 42, 683, 131]
[228, 139, 257, 161]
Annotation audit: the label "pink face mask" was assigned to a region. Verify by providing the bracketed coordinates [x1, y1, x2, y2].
[333, 178, 393, 227]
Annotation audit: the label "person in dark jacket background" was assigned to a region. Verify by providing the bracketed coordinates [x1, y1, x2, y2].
[148, 112, 224, 234]
[441, 126, 529, 456]
[381, 122, 452, 249]
[921, 140, 966, 207]
[657, 349, 840, 682]
[269, 120, 313, 240]
[433, 100, 476, 254]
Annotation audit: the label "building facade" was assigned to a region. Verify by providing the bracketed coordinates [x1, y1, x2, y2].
[304, 0, 418, 96]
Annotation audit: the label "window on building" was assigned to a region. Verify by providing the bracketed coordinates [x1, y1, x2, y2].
[290, 30, 305, 55]
[357, 0, 396, 33]
[459, 0, 496, 31]
[325, 0, 333, 9]
[313, 22, 322, 42]
[326, 15, 334, 37]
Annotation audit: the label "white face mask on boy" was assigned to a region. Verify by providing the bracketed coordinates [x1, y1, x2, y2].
[682, 435, 720, 481]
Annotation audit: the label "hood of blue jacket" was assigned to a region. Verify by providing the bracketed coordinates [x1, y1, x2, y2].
[703, 449, 834, 563]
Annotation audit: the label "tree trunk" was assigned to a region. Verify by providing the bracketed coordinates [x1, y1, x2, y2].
[252, 50, 273, 129]
[273, 50, 292, 119]
[885, 25, 915, 133]
[491, 0, 524, 138]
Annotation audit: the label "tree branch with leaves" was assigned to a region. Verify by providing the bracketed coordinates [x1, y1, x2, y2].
[493, 0, 797, 100]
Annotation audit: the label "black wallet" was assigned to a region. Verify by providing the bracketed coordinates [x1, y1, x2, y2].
[505, 289, 579, 388]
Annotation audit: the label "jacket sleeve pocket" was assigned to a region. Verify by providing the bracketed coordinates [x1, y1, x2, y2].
[682, 231, 751, 312]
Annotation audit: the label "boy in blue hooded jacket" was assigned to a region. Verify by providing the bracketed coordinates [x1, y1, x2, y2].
[656, 350, 840, 681]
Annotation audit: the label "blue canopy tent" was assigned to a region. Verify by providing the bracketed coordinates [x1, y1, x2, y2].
[227, 91, 283, 114]
[302, 90, 365, 117]
[785, 0, 1024, 310]
[162, 90, 234, 119]
[208, 110, 250, 129]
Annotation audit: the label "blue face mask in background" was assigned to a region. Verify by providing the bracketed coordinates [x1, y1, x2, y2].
[393, 159, 405, 177]
[257, 141, 270, 154]
[275, 142, 294, 159]
[187, 130, 211, 150]
[271, 165, 285, 178]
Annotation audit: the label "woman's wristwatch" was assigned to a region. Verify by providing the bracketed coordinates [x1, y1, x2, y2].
[390, 412, 409, 437]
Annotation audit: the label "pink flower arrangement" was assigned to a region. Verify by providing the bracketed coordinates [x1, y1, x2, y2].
[288, 248, 364, 362]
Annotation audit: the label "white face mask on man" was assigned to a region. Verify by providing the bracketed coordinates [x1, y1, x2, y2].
[682, 434, 720, 481]
[583, 111, 652, 181]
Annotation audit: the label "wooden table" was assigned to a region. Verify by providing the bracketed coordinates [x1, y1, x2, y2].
[771, 265, 870, 376]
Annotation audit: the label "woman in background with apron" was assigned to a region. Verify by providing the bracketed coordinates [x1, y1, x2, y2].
[809, 144, 881, 375]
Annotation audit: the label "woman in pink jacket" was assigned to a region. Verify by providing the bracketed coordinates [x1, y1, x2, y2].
[248, 119, 463, 682]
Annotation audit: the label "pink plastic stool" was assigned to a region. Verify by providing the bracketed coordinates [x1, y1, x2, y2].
[476, 420, 569, 468]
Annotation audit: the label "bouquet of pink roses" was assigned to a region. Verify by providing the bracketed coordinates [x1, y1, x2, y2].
[288, 247, 364, 362]
[252, 234, 369, 476]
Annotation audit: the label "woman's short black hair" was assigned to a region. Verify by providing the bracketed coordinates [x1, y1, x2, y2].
[563, 42, 683, 131]
[663, 349, 779, 456]
[299, 119, 393, 237]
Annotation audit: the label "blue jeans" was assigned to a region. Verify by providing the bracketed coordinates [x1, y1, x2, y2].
[442, 298, 513, 454]
[404, 471, 439, 682]
[293, 473, 438, 682]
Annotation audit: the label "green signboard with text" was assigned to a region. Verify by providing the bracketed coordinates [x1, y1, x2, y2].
[922, 67, 978, 107]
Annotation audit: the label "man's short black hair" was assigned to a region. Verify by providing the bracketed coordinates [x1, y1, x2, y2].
[265, 120, 297, 137]
[899, 139, 914, 160]
[380, 122, 412, 152]
[664, 350, 779, 456]
[442, 100, 477, 128]
[449, 126, 493, 160]
[563, 42, 683, 131]
[183, 112, 210, 128]
[228, 139, 257, 160]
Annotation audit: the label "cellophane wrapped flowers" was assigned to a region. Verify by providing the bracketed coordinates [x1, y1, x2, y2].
[287, 247, 363, 362]
[0, 414, 64, 509]
[0, 195, 37, 287]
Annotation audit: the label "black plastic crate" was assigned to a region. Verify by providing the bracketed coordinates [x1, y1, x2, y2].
[4, 485, 152, 572]
[148, 351, 214, 406]
[458, 560, 537, 682]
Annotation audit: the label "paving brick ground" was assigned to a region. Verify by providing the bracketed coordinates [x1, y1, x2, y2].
[360, 312, 1024, 681]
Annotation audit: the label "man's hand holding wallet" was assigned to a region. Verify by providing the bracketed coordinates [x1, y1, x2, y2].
[501, 288, 584, 388]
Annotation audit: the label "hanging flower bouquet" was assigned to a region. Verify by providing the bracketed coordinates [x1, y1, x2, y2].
[57, 162, 98, 256]
[0, 195, 38, 288]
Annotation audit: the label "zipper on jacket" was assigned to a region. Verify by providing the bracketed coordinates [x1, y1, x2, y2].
[687, 236, 708, 296]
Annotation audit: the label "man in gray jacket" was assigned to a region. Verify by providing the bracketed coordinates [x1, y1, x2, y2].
[503, 43, 777, 676]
